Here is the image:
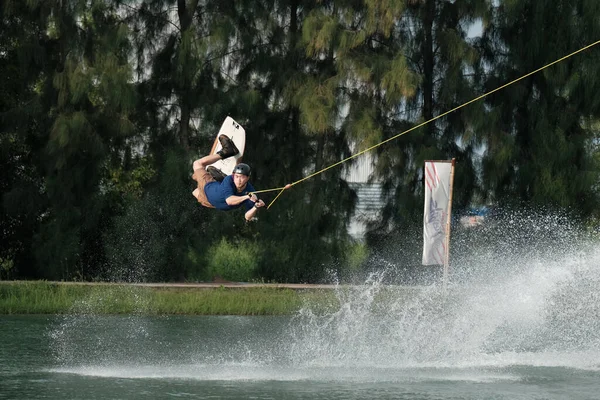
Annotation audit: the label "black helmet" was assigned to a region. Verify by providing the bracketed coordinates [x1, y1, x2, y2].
[232, 163, 251, 176]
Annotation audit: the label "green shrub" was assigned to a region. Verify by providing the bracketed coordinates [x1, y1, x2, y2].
[205, 238, 262, 282]
[0, 256, 15, 280]
[346, 242, 369, 272]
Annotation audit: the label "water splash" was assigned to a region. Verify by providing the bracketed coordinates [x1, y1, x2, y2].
[287, 210, 600, 370]
[48, 288, 151, 366]
[47, 209, 600, 379]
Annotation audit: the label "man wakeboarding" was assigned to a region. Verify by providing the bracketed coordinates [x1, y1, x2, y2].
[192, 135, 265, 221]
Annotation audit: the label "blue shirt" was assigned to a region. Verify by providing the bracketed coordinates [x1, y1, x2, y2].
[204, 175, 256, 211]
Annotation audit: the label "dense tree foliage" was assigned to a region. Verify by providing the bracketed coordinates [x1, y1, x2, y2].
[1, 0, 599, 282]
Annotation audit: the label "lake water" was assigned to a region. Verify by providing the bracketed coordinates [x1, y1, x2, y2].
[3, 218, 600, 400]
[2, 313, 599, 400]
[2, 257, 600, 400]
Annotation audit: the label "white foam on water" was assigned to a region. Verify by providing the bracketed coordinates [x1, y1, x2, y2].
[48, 363, 519, 383]
[50, 363, 306, 381]
[47, 211, 600, 383]
[285, 213, 600, 373]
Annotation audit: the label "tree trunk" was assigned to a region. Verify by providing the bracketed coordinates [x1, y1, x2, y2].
[176, 0, 200, 152]
[422, 0, 435, 135]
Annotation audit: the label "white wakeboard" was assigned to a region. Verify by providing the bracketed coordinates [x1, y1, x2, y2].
[208, 116, 246, 175]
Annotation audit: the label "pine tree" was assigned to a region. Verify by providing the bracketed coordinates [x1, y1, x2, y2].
[225, 0, 356, 282]
[296, 0, 490, 262]
[479, 0, 600, 215]
[0, 1, 47, 278]
[1, 0, 137, 279]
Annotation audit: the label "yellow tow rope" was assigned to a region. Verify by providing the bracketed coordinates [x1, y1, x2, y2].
[251, 39, 600, 209]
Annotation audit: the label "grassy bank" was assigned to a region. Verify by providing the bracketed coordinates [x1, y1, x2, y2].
[0, 281, 339, 315]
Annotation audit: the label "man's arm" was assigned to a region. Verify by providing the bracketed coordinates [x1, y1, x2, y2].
[244, 194, 265, 221]
[225, 194, 252, 206]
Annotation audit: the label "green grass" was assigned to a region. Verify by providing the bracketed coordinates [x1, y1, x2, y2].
[0, 281, 339, 315]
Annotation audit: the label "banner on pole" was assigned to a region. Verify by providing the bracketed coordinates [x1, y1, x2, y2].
[422, 161, 453, 265]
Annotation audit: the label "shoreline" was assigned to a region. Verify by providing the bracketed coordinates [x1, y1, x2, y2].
[0, 280, 432, 289]
[0, 280, 340, 315]
[0, 281, 341, 290]
[0, 281, 427, 315]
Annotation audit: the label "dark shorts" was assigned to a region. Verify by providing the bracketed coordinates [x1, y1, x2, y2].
[193, 168, 216, 208]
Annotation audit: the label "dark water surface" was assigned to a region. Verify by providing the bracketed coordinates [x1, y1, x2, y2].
[1, 311, 598, 400]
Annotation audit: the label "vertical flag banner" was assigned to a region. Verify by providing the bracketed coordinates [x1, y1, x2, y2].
[422, 160, 455, 266]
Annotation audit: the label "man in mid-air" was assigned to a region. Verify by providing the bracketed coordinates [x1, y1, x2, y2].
[192, 135, 265, 221]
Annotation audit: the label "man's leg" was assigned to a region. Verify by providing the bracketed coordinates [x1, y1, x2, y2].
[206, 166, 227, 182]
[192, 154, 220, 202]
[193, 135, 239, 171]
[191, 163, 217, 208]
[193, 154, 221, 172]
[217, 135, 239, 159]
[192, 136, 238, 204]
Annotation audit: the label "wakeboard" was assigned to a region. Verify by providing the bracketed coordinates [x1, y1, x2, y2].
[208, 116, 246, 175]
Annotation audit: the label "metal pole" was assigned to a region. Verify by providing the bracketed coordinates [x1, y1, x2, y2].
[443, 158, 456, 289]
